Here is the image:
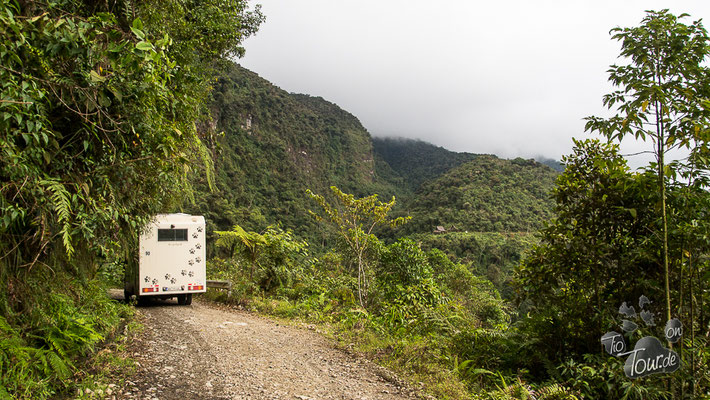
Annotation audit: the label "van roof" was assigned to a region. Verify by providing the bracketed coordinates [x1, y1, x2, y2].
[152, 213, 205, 225]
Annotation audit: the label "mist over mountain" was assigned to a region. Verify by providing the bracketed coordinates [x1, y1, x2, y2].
[191, 64, 560, 249]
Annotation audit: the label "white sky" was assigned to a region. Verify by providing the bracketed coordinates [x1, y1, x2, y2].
[238, 1, 710, 164]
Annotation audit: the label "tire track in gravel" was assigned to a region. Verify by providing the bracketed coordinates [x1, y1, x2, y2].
[115, 298, 419, 400]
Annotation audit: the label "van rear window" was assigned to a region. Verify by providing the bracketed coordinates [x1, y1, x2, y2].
[157, 229, 188, 242]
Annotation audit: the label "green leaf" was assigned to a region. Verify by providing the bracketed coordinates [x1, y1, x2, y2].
[132, 17, 144, 31]
[130, 27, 145, 40]
[98, 92, 110, 107]
[89, 70, 106, 83]
[109, 87, 123, 102]
[135, 41, 152, 51]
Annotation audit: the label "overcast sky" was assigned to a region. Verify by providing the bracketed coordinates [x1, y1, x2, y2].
[238, 1, 710, 163]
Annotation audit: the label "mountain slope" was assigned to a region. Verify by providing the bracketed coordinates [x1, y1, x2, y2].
[385, 155, 559, 296]
[190, 63, 559, 260]
[372, 137, 478, 192]
[191, 64, 398, 240]
[399, 155, 558, 235]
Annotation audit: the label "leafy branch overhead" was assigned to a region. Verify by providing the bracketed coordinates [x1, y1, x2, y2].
[0, 0, 263, 269]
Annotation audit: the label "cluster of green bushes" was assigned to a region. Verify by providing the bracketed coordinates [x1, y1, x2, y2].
[515, 139, 710, 399]
[411, 231, 537, 298]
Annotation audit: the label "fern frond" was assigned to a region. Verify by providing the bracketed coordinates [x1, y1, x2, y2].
[123, 0, 134, 21]
[47, 351, 71, 380]
[533, 383, 579, 400]
[40, 179, 74, 257]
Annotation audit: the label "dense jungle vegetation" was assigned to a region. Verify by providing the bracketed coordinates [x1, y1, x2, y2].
[2, 2, 710, 400]
[0, 0, 263, 397]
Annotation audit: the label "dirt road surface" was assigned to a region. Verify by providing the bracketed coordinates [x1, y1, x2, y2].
[113, 297, 420, 400]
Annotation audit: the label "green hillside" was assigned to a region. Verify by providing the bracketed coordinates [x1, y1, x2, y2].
[190, 64, 398, 240]
[189, 66, 560, 282]
[399, 155, 558, 235]
[372, 137, 478, 192]
[181, 63, 560, 298]
[372, 155, 560, 296]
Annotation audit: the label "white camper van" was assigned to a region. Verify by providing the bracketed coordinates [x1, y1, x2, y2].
[124, 214, 207, 305]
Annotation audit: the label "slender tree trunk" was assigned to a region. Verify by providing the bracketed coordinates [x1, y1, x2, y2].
[678, 249, 685, 400]
[655, 89, 672, 330]
[357, 252, 364, 308]
[689, 252, 696, 398]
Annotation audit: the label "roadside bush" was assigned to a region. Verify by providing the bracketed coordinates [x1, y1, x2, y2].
[378, 238, 433, 288]
[429, 249, 509, 329]
[258, 227, 310, 292]
[214, 225, 311, 294]
[0, 275, 131, 399]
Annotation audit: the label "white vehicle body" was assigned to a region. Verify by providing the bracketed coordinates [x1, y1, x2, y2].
[126, 213, 207, 304]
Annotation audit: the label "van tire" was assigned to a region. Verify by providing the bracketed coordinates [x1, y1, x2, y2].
[177, 294, 187, 305]
[185, 294, 193, 305]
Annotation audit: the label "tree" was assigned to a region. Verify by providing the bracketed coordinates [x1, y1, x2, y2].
[306, 186, 410, 308]
[0, 0, 263, 282]
[516, 140, 661, 358]
[585, 10, 710, 323]
[215, 225, 267, 278]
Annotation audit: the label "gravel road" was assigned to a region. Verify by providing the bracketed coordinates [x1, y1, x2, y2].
[113, 297, 419, 400]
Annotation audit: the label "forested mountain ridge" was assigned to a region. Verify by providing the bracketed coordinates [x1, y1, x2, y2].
[399, 155, 558, 235]
[194, 67, 560, 301]
[372, 137, 479, 192]
[192, 64, 398, 236]
[194, 64, 562, 244]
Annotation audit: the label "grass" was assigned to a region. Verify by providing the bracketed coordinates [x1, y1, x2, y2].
[0, 271, 142, 400]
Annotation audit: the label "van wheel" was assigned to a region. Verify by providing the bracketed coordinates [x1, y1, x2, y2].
[185, 294, 192, 305]
[177, 294, 187, 305]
